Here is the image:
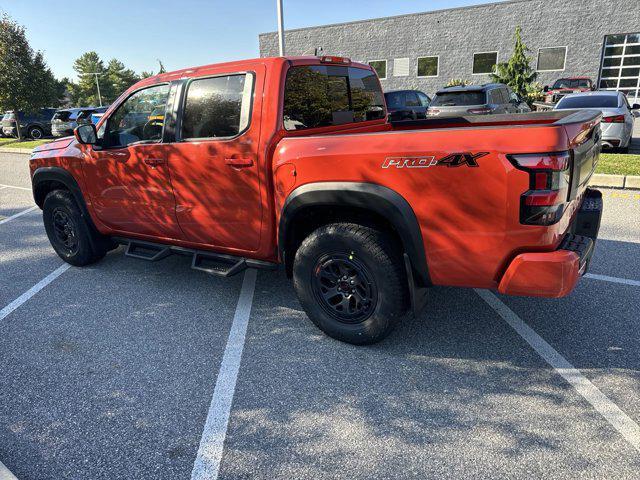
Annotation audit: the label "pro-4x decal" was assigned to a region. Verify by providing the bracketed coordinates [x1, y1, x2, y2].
[436, 152, 489, 167]
[382, 152, 489, 169]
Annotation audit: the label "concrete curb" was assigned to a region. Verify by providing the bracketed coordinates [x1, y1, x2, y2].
[0, 147, 32, 154]
[590, 173, 640, 190]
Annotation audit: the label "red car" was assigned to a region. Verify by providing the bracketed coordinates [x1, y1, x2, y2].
[30, 56, 603, 344]
[543, 77, 594, 104]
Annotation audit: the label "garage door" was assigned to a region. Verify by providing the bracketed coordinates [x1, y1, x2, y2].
[599, 33, 640, 104]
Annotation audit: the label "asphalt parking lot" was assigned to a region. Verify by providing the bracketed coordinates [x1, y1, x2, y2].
[1, 151, 639, 479]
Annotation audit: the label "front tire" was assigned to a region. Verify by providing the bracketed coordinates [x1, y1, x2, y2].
[43, 190, 108, 266]
[293, 223, 409, 345]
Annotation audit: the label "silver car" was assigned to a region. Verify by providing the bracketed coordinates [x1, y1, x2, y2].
[555, 91, 638, 152]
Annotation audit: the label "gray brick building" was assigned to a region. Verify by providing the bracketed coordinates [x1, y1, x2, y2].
[259, 0, 640, 102]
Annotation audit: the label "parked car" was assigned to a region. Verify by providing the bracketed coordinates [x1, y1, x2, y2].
[1, 108, 57, 139]
[384, 90, 431, 121]
[30, 55, 602, 345]
[51, 108, 85, 137]
[0, 112, 11, 137]
[427, 83, 527, 117]
[543, 77, 594, 104]
[555, 90, 638, 152]
[76, 107, 108, 127]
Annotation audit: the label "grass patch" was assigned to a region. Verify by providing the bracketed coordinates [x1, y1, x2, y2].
[0, 137, 18, 146]
[2, 139, 51, 150]
[596, 153, 640, 176]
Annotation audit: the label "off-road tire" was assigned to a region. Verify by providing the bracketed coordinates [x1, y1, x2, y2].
[293, 223, 409, 345]
[43, 190, 109, 266]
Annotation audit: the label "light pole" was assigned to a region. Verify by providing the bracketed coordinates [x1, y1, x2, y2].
[276, 0, 285, 56]
[81, 72, 103, 106]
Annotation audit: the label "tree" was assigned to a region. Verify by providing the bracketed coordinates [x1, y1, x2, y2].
[490, 26, 538, 100]
[68, 51, 109, 106]
[106, 58, 139, 100]
[0, 14, 60, 138]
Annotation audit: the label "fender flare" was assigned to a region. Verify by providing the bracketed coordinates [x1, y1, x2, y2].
[279, 182, 431, 287]
[32, 167, 96, 229]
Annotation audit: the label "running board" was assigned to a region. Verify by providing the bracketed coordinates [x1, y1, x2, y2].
[125, 240, 172, 261]
[116, 237, 277, 277]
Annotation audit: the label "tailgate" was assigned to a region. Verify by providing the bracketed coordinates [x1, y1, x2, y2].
[557, 110, 601, 200]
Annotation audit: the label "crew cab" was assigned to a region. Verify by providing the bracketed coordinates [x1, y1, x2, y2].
[30, 56, 603, 345]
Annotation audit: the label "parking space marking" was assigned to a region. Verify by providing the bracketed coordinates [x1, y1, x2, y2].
[0, 206, 38, 226]
[0, 184, 30, 191]
[191, 268, 258, 480]
[0, 459, 18, 480]
[476, 289, 640, 453]
[0, 264, 70, 322]
[585, 273, 640, 287]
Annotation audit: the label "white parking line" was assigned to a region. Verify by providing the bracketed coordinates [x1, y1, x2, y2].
[0, 184, 30, 191]
[0, 206, 38, 225]
[0, 264, 71, 322]
[0, 459, 19, 480]
[191, 268, 258, 480]
[476, 289, 640, 453]
[585, 273, 640, 287]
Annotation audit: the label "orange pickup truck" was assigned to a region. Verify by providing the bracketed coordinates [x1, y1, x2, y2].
[30, 55, 603, 344]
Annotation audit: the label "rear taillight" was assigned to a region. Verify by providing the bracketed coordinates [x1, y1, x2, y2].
[602, 115, 624, 123]
[508, 151, 571, 226]
[467, 107, 491, 115]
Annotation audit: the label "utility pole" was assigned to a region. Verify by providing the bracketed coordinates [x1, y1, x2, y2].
[81, 72, 103, 106]
[276, 0, 285, 56]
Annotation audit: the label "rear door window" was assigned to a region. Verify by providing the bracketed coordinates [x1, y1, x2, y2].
[283, 65, 386, 130]
[181, 74, 253, 140]
[404, 91, 421, 107]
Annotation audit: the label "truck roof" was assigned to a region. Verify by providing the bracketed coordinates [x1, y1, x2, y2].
[138, 56, 372, 86]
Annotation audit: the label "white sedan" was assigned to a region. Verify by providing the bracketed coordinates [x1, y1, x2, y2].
[555, 91, 638, 152]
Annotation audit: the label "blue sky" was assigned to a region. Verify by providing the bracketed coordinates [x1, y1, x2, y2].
[1, 0, 504, 80]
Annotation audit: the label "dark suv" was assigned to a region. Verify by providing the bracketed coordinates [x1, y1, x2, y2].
[384, 90, 431, 120]
[1, 108, 57, 139]
[427, 83, 530, 117]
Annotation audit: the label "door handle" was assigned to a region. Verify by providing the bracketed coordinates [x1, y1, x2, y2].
[144, 158, 165, 167]
[225, 158, 254, 168]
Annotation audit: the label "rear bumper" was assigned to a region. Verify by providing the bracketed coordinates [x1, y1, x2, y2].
[498, 188, 603, 298]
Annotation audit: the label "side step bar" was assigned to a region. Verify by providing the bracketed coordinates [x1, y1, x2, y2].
[115, 237, 277, 277]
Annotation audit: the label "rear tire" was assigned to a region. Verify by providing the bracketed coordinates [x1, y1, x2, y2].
[293, 223, 409, 345]
[43, 190, 109, 266]
[28, 126, 44, 140]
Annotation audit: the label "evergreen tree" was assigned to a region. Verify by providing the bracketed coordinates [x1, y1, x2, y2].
[106, 58, 139, 100]
[490, 26, 538, 100]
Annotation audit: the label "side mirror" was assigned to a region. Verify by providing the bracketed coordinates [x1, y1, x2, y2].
[74, 124, 97, 145]
[632, 103, 640, 110]
[543, 85, 549, 92]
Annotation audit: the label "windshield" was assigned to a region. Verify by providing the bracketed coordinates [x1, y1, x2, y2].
[431, 91, 486, 107]
[552, 79, 590, 89]
[556, 95, 619, 109]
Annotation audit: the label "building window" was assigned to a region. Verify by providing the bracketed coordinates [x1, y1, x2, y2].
[393, 58, 410, 77]
[599, 33, 640, 104]
[368, 60, 387, 80]
[417, 56, 439, 77]
[537, 47, 567, 71]
[472, 52, 498, 74]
